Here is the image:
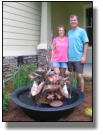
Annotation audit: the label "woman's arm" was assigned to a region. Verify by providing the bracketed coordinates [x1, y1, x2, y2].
[51, 45, 56, 62]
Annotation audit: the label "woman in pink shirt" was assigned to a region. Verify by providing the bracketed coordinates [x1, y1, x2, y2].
[51, 25, 68, 77]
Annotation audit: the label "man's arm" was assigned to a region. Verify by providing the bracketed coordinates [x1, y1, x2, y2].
[81, 43, 88, 64]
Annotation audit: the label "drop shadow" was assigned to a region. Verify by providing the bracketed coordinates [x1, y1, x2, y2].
[4, 8, 97, 129]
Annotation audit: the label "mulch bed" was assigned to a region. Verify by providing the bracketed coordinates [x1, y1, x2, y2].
[3, 77, 92, 122]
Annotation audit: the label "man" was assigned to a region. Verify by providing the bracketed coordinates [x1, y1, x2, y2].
[68, 15, 89, 92]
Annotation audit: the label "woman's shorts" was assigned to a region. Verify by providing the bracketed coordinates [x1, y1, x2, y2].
[52, 62, 68, 68]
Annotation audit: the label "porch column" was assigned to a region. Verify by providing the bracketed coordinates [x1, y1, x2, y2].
[37, 2, 52, 49]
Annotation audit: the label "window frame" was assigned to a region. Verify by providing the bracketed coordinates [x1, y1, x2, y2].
[83, 4, 93, 48]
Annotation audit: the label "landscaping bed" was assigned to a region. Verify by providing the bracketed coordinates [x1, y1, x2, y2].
[3, 77, 92, 122]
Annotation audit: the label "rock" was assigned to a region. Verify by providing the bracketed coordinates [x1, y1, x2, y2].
[4, 74, 12, 78]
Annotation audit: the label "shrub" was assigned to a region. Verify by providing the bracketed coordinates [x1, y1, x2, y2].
[12, 65, 36, 90]
[70, 73, 78, 88]
[3, 92, 10, 111]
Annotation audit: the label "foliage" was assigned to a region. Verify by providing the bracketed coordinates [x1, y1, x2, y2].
[12, 65, 36, 90]
[70, 73, 78, 88]
[3, 91, 10, 111]
[84, 77, 92, 82]
[85, 108, 92, 117]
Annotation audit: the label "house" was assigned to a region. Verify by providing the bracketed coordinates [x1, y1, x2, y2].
[3, 1, 93, 78]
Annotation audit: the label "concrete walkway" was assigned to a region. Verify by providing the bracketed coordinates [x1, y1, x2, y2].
[83, 63, 92, 77]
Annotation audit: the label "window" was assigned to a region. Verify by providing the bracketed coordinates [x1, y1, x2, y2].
[85, 8, 93, 46]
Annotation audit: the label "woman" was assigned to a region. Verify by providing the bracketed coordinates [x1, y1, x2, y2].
[51, 25, 68, 77]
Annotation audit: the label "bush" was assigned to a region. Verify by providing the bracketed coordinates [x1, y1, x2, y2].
[12, 65, 36, 90]
[70, 73, 78, 88]
[3, 92, 10, 111]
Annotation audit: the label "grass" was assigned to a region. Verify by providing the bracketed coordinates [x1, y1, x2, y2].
[70, 73, 78, 88]
[3, 64, 36, 111]
[12, 64, 36, 90]
[3, 91, 10, 111]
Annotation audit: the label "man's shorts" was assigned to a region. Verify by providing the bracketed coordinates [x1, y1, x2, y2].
[52, 62, 68, 68]
[68, 61, 84, 74]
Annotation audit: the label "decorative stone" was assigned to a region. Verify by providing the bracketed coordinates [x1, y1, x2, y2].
[3, 50, 50, 79]
[4, 74, 12, 78]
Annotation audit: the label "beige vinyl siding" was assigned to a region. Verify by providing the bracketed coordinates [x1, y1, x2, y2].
[3, 2, 41, 56]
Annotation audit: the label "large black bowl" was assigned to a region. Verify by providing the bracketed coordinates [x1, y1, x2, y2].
[11, 86, 85, 121]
